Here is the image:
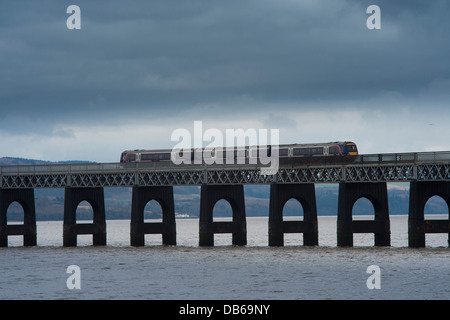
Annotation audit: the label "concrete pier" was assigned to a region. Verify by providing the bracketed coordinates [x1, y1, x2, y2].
[408, 181, 450, 247]
[63, 187, 106, 247]
[130, 186, 176, 246]
[199, 184, 247, 246]
[337, 182, 390, 247]
[0, 188, 36, 247]
[268, 183, 318, 246]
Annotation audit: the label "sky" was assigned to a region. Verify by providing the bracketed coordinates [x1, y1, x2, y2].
[1, 0, 450, 162]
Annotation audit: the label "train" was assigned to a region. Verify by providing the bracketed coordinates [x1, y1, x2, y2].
[120, 141, 358, 164]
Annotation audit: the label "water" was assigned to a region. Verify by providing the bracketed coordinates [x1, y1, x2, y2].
[0, 216, 448, 300]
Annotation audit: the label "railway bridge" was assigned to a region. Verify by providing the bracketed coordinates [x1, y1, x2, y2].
[0, 152, 449, 248]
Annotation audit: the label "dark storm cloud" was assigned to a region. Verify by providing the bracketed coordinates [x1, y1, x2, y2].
[1, 0, 450, 135]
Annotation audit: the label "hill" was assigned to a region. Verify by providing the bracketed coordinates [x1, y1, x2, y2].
[0, 157, 94, 166]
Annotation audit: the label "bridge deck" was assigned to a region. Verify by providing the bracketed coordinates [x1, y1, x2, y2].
[0, 151, 449, 188]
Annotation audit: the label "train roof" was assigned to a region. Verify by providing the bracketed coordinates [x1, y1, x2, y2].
[278, 141, 354, 148]
[121, 142, 356, 154]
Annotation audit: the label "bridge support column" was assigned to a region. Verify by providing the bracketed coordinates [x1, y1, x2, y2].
[268, 183, 318, 246]
[63, 187, 106, 247]
[199, 184, 246, 247]
[130, 186, 176, 246]
[0, 188, 36, 247]
[337, 182, 390, 247]
[408, 181, 450, 248]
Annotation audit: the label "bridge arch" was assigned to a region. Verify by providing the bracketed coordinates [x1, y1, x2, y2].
[281, 198, 306, 245]
[351, 196, 379, 246]
[351, 194, 382, 218]
[282, 197, 305, 219]
[7, 201, 25, 224]
[212, 198, 234, 220]
[423, 195, 450, 246]
[423, 194, 450, 217]
[143, 199, 165, 222]
[75, 200, 95, 222]
[210, 198, 239, 245]
[351, 193, 392, 222]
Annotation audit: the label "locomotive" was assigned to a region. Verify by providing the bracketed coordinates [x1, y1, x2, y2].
[120, 141, 358, 164]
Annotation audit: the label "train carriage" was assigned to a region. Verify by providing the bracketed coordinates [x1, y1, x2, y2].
[120, 141, 358, 164]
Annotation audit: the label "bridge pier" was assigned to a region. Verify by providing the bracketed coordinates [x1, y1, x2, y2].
[63, 187, 106, 247]
[268, 183, 318, 246]
[408, 181, 450, 248]
[337, 182, 390, 247]
[199, 184, 246, 246]
[130, 186, 176, 246]
[0, 188, 36, 247]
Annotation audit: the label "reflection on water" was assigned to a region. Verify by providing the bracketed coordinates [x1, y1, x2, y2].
[5, 215, 446, 248]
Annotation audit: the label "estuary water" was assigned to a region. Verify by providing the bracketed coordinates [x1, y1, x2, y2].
[0, 215, 448, 300]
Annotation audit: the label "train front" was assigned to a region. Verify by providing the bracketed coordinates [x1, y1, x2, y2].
[345, 142, 358, 155]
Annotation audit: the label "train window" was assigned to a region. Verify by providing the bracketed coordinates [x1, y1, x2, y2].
[234, 150, 246, 158]
[347, 145, 357, 152]
[253, 146, 271, 157]
[279, 149, 289, 156]
[141, 154, 154, 161]
[193, 149, 203, 161]
[140, 153, 170, 161]
[329, 147, 339, 155]
[127, 154, 136, 161]
[293, 148, 310, 155]
[311, 148, 323, 154]
[216, 150, 225, 159]
[152, 153, 169, 160]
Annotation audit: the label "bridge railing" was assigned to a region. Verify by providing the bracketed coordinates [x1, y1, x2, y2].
[0, 163, 124, 175]
[354, 153, 415, 163]
[416, 151, 450, 163]
[0, 160, 268, 175]
[355, 151, 450, 164]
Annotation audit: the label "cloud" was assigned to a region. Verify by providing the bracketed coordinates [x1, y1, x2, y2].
[52, 127, 76, 138]
[263, 113, 297, 129]
[1, 0, 450, 160]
